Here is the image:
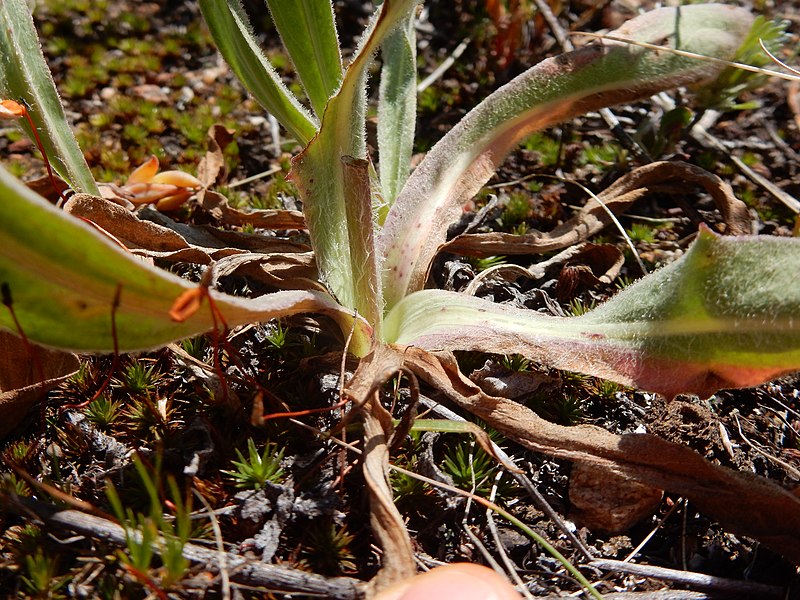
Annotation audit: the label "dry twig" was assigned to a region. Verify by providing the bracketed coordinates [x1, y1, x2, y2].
[1, 493, 365, 599]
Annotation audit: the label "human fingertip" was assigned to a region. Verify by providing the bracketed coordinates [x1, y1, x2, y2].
[374, 563, 522, 600]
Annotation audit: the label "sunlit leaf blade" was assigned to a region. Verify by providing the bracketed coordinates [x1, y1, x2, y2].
[383, 229, 800, 397]
[379, 4, 754, 309]
[290, 0, 417, 311]
[265, 0, 343, 118]
[0, 0, 98, 194]
[378, 10, 417, 208]
[0, 166, 371, 355]
[198, 0, 318, 145]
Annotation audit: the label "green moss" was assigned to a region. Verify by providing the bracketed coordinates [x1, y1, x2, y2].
[222, 438, 286, 489]
[579, 140, 625, 168]
[626, 222, 656, 244]
[122, 122, 149, 146]
[74, 127, 100, 153]
[266, 50, 290, 72]
[174, 107, 214, 145]
[88, 112, 113, 128]
[592, 379, 625, 401]
[5, 161, 28, 180]
[118, 11, 151, 34]
[21, 548, 68, 598]
[527, 391, 586, 425]
[40, 0, 110, 24]
[107, 95, 140, 117]
[442, 441, 497, 496]
[391, 456, 428, 505]
[740, 151, 762, 168]
[98, 148, 130, 175]
[521, 132, 560, 167]
[161, 38, 183, 58]
[300, 522, 357, 575]
[3, 438, 36, 466]
[501, 191, 532, 225]
[83, 395, 122, 429]
[739, 186, 757, 206]
[62, 58, 109, 97]
[256, 174, 299, 210]
[215, 84, 246, 116]
[44, 35, 71, 56]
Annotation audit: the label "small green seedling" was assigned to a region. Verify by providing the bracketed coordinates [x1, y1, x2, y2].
[300, 521, 357, 575]
[500, 354, 531, 372]
[442, 441, 498, 497]
[105, 456, 191, 590]
[21, 547, 67, 599]
[625, 222, 657, 244]
[116, 360, 162, 395]
[222, 437, 285, 489]
[83, 395, 121, 428]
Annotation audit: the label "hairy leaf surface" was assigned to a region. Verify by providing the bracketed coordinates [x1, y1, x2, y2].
[0, 166, 371, 355]
[378, 10, 417, 207]
[199, 0, 318, 145]
[384, 229, 800, 397]
[265, 0, 342, 117]
[291, 0, 417, 311]
[379, 4, 754, 309]
[0, 0, 98, 194]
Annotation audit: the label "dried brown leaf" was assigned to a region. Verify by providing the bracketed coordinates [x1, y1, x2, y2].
[197, 124, 235, 188]
[199, 190, 306, 230]
[64, 194, 189, 252]
[344, 345, 416, 595]
[401, 346, 800, 562]
[0, 330, 78, 438]
[64, 195, 312, 288]
[25, 174, 70, 204]
[443, 161, 753, 257]
[569, 462, 663, 534]
[212, 252, 321, 291]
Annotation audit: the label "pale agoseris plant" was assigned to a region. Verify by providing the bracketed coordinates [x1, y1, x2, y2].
[0, 1, 796, 399]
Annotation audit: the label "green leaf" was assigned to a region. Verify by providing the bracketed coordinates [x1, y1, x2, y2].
[379, 4, 754, 309]
[0, 0, 98, 194]
[198, 0, 318, 145]
[0, 166, 372, 356]
[290, 0, 417, 311]
[696, 15, 790, 112]
[383, 229, 800, 398]
[378, 10, 417, 208]
[265, 0, 343, 118]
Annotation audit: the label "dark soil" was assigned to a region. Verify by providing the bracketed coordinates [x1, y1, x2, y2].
[1, 1, 800, 598]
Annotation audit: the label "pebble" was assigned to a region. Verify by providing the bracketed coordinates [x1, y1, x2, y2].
[99, 86, 116, 102]
[131, 84, 171, 104]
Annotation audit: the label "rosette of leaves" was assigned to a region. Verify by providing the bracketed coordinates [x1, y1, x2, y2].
[1, 1, 792, 398]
